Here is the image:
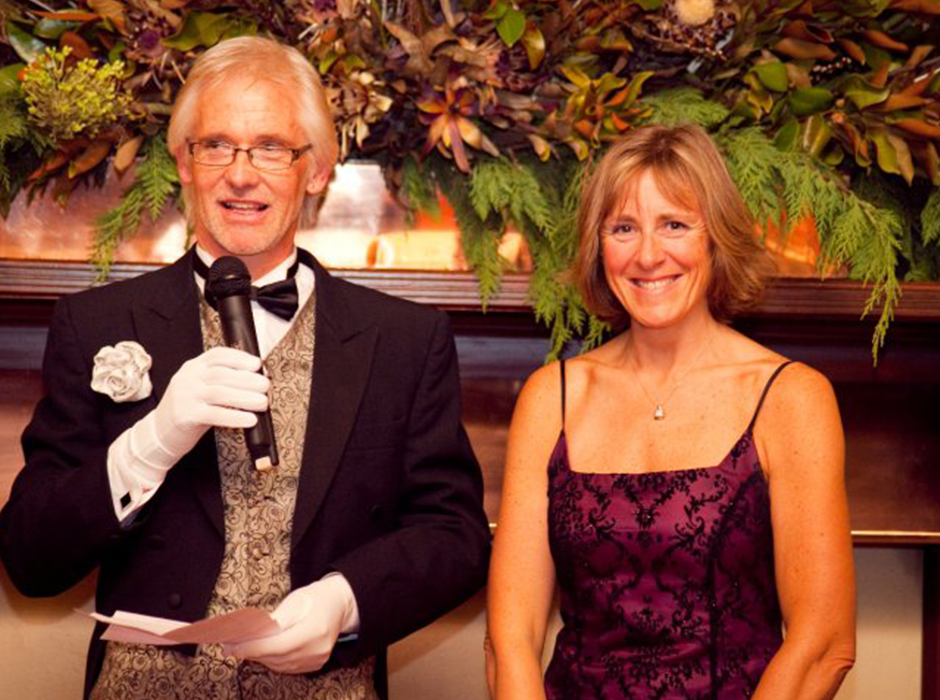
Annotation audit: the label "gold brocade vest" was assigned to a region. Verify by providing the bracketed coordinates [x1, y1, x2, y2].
[91, 290, 376, 700]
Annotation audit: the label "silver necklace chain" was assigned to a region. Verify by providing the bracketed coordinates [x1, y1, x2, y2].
[628, 336, 713, 421]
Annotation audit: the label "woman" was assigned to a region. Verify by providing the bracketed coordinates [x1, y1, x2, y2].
[486, 124, 855, 699]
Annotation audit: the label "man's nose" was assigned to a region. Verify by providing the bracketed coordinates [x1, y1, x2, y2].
[224, 150, 260, 188]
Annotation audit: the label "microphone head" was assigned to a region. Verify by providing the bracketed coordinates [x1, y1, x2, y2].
[207, 256, 252, 300]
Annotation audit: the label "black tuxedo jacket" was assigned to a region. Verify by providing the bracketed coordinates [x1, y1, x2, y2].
[0, 249, 490, 699]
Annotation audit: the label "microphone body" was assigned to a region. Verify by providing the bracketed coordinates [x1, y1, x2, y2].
[208, 257, 279, 471]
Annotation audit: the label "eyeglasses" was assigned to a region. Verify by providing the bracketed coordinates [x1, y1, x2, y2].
[188, 140, 313, 172]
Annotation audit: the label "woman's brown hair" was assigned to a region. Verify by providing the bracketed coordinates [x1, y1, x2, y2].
[572, 124, 775, 329]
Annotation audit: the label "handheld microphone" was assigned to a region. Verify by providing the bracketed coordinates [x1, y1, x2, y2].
[206, 256, 279, 472]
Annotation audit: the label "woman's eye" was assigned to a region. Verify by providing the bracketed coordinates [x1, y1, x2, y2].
[663, 221, 689, 234]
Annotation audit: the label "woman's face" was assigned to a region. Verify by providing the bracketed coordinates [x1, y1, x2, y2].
[600, 169, 713, 330]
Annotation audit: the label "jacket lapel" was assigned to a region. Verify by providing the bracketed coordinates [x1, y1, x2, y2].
[131, 249, 224, 537]
[292, 255, 377, 549]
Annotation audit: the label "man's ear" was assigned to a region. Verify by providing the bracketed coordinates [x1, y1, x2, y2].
[176, 148, 193, 186]
[306, 166, 331, 196]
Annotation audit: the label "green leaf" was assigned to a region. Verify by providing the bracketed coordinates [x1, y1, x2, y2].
[497, 8, 526, 47]
[802, 114, 832, 157]
[788, 87, 834, 116]
[163, 12, 231, 51]
[108, 42, 126, 65]
[630, 0, 662, 8]
[0, 64, 25, 98]
[774, 118, 800, 151]
[754, 62, 789, 92]
[6, 21, 48, 63]
[870, 128, 903, 179]
[841, 75, 890, 110]
[33, 19, 78, 40]
[482, 0, 509, 20]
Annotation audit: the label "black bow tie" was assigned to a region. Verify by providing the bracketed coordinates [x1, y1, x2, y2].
[194, 253, 301, 321]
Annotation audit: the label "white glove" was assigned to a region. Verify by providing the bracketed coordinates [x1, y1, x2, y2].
[108, 346, 269, 519]
[149, 346, 269, 461]
[226, 574, 360, 674]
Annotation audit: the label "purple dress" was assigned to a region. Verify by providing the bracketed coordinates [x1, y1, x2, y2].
[544, 361, 792, 699]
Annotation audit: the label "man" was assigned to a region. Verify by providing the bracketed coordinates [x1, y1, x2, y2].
[0, 37, 489, 700]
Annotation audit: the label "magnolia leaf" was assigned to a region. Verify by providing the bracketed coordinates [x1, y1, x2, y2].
[482, 0, 509, 20]
[163, 12, 229, 51]
[837, 38, 867, 65]
[521, 22, 546, 70]
[775, 118, 800, 150]
[822, 145, 844, 167]
[528, 134, 552, 162]
[596, 72, 627, 96]
[88, 0, 128, 35]
[789, 87, 833, 115]
[497, 8, 526, 48]
[841, 75, 890, 109]
[34, 11, 99, 21]
[773, 37, 837, 61]
[68, 139, 112, 179]
[802, 114, 832, 156]
[0, 63, 25, 97]
[623, 71, 653, 105]
[905, 45, 934, 69]
[893, 118, 940, 138]
[911, 140, 940, 185]
[782, 20, 834, 44]
[888, 134, 914, 184]
[6, 21, 48, 63]
[113, 135, 143, 174]
[861, 29, 909, 53]
[61, 31, 95, 60]
[565, 137, 590, 160]
[33, 19, 78, 40]
[876, 94, 930, 111]
[870, 128, 907, 182]
[559, 65, 591, 89]
[890, 0, 940, 12]
[754, 61, 789, 92]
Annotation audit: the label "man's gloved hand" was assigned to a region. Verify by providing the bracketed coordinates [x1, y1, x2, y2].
[226, 575, 359, 674]
[150, 346, 270, 462]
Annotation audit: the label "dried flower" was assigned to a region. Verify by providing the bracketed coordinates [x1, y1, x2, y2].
[674, 0, 716, 27]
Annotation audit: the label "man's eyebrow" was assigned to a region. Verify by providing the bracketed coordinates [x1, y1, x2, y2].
[194, 133, 294, 145]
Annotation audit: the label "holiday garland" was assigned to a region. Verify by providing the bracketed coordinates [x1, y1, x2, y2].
[1, 0, 939, 358]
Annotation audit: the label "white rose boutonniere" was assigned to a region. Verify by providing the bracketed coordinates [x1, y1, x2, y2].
[91, 341, 153, 403]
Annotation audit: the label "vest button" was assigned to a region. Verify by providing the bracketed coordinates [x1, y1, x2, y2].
[148, 535, 165, 550]
[167, 593, 183, 609]
[369, 505, 387, 523]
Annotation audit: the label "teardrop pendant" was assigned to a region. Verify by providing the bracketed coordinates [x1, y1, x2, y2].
[653, 404, 665, 421]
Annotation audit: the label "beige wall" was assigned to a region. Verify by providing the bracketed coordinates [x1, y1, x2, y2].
[0, 548, 922, 699]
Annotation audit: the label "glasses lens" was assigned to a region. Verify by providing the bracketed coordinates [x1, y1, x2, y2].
[250, 147, 293, 171]
[193, 142, 234, 166]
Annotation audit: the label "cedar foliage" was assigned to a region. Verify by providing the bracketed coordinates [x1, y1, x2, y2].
[91, 135, 179, 279]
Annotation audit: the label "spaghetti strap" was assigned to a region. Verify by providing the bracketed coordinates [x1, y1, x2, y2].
[559, 359, 567, 430]
[746, 360, 795, 434]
